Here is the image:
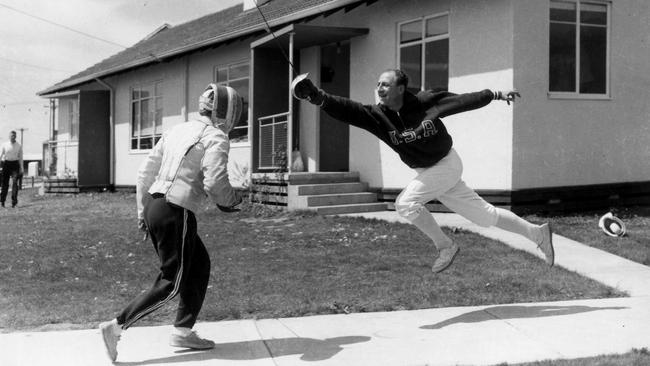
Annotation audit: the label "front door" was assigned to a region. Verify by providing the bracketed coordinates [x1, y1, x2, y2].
[319, 42, 350, 172]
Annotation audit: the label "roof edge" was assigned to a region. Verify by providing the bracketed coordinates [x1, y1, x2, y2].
[38, 0, 366, 97]
[39, 90, 80, 98]
[143, 23, 172, 41]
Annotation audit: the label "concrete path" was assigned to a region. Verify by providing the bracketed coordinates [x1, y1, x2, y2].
[2, 212, 649, 366]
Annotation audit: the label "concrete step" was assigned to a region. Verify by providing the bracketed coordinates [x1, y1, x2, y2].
[312, 202, 388, 215]
[305, 192, 378, 207]
[43, 179, 77, 187]
[44, 178, 80, 194]
[294, 182, 368, 195]
[286, 171, 360, 185]
[45, 187, 80, 194]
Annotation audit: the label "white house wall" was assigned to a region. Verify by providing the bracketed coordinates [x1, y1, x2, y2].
[444, 0, 514, 191]
[86, 0, 649, 193]
[55, 95, 79, 177]
[306, 0, 514, 190]
[512, 0, 650, 189]
[186, 43, 252, 187]
[107, 42, 252, 187]
[299, 46, 322, 172]
[108, 60, 186, 186]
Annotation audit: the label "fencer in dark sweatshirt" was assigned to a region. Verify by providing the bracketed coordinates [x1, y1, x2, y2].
[319, 89, 497, 168]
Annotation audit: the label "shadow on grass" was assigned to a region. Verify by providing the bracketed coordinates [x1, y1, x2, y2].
[1, 203, 34, 209]
[116, 336, 370, 365]
[421, 305, 627, 330]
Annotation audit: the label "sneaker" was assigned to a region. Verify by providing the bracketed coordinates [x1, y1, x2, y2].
[99, 321, 121, 362]
[537, 223, 555, 267]
[170, 330, 215, 350]
[431, 243, 459, 273]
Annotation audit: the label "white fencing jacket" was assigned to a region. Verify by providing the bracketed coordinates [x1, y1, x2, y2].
[136, 116, 239, 219]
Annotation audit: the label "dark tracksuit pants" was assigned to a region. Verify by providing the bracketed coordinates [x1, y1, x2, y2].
[116, 195, 211, 329]
[1, 160, 20, 206]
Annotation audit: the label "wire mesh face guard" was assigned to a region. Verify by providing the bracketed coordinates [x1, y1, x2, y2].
[598, 212, 626, 237]
[199, 83, 243, 133]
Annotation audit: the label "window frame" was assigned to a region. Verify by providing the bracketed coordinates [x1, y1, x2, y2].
[129, 80, 163, 153]
[213, 60, 251, 145]
[397, 11, 450, 92]
[548, 0, 611, 100]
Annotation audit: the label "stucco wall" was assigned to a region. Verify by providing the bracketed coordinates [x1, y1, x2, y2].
[299, 46, 322, 172]
[56, 96, 75, 139]
[108, 59, 186, 186]
[186, 43, 252, 186]
[55, 95, 79, 177]
[513, 0, 650, 189]
[444, 0, 514, 190]
[80, 0, 650, 193]
[307, 0, 515, 190]
[107, 42, 252, 187]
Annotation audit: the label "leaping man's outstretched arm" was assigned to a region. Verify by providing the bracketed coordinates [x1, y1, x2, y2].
[290, 73, 380, 134]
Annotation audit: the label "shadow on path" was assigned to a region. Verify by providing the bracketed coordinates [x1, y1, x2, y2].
[421, 305, 627, 330]
[117, 336, 370, 365]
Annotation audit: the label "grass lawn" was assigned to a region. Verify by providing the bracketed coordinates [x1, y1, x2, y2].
[525, 206, 650, 266]
[0, 189, 624, 332]
[502, 348, 650, 366]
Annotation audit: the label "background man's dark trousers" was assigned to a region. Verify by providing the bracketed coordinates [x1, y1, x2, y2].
[0, 160, 20, 207]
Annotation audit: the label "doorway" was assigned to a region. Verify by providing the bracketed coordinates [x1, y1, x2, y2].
[319, 42, 350, 172]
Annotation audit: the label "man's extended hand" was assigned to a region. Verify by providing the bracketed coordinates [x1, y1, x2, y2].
[217, 194, 242, 213]
[138, 219, 149, 241]
[217, 204, 240, 213]
[495, 90, 521, 105]
[290, 73, 324, 106]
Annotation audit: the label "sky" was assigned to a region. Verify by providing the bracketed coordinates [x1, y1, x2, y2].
[0, 0, 242, 157]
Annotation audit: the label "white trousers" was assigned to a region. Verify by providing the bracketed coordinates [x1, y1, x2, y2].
[395, 149, 498, 228]
[395, 149, 543, 250]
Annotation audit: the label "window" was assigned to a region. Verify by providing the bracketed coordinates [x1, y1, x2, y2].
[549, 0, 609, 95]
[398, 13, 449, 93]
[131, 81, 163, 150]
[215, 61, 249, 143]
[67, 99, 79, 140]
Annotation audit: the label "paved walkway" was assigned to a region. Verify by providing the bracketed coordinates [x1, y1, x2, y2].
[2, 212, 650, 366]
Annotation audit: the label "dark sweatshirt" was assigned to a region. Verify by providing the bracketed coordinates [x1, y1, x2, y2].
[321, 89, 496, 168]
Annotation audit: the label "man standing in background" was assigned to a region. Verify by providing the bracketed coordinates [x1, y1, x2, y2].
[0, 130, 24, 208]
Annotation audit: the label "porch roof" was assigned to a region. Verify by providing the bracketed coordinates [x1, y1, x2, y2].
[251, 24, 369, 49]
[38, 0, 374, 97]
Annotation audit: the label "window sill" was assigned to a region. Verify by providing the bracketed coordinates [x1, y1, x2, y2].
[547, 92, 612, 101]
[230, 141, 251, 148]
[53, 139, 79, 143]
[129, 150, 152, 155]
[129, 142, 251, 155]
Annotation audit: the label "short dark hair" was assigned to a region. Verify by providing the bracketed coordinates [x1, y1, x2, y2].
[383, 69, 409, 88]
[10, 130, 16, 135]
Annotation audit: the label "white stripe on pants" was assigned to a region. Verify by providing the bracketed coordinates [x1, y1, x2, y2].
[395, 149, 498, 248]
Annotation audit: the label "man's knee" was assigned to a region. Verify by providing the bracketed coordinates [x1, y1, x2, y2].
[395, 199, 427, 222]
